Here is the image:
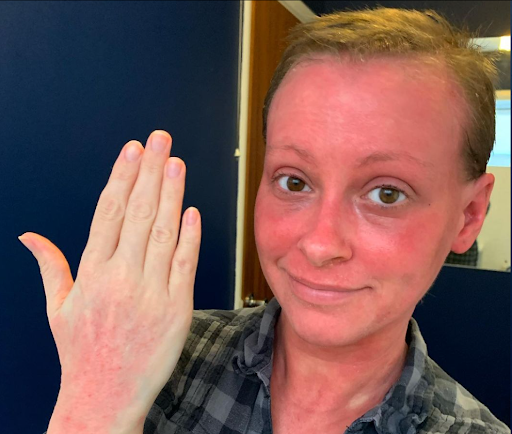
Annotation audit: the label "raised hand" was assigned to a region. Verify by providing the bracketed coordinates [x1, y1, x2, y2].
[19, 131, 201, 434]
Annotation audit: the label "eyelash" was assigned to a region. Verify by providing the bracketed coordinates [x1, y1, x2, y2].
[271, 171, 311, 194]
[271, 172, 409, 208]
[367, 184, 409, 209]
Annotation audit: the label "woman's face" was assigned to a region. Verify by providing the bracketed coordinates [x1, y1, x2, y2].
[254, 55, 473, 348]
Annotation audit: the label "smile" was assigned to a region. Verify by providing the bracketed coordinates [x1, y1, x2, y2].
[287, 273, 368, 305]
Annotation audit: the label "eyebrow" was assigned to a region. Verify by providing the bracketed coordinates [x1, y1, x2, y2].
[266, 144, 317, 166]
[267, 145, 434, 172]
[356, 151, 434, 170]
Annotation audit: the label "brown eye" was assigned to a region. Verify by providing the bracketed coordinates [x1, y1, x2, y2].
[379, 188, 400, 204]
[277, 175, 311, 193]
[367, 186, 406, 206]
[287, 177, 306, 192]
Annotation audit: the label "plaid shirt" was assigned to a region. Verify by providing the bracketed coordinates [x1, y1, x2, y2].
[142, 297, 508, 434]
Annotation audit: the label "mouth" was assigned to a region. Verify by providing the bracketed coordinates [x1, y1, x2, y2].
[287, 272, 368, 305]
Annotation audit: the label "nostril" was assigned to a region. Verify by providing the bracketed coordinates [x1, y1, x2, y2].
[298, 236, 353, 268]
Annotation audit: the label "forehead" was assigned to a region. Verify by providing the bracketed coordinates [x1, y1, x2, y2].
[266, 54, 468, 174]
[269, 53, 466, 121]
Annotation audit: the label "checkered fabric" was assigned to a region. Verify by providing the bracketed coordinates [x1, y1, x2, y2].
[445, 241, 479, 267]
[143, 298, 509, 434]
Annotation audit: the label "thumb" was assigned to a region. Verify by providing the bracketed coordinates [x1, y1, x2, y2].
[18, 232, 74, 317]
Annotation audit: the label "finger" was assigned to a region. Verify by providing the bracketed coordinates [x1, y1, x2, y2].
[79, 140, 143, 267]
[18, 232, 74, 318]
[168, 207, 201, 310]
[143, 157, 185, 287]
[115, 130, 172, 267]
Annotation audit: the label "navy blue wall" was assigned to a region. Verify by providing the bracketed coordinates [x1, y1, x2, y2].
[1, 1, 240, 431]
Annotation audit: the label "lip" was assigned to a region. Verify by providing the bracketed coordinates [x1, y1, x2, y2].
[287, 273, 367, 305]
[288, 273, 361, 292]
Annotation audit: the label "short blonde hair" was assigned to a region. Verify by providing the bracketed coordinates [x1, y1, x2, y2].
[262, 7, 498, 180]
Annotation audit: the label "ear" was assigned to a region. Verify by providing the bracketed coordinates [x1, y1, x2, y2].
[450, 173, 494, 254]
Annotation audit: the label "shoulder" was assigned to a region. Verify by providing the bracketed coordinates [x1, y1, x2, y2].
[144, 305, 266, 433]
[191, 304, 266, 333]
[184, 305, 267, 359]
[419, 357, 510, 434]
[171, 304, 266, 387]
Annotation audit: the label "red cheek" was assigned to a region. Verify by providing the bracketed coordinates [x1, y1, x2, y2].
[356, 211, 449, 285]
[255, 193, 306, 256]
[256, 186, 449, 286]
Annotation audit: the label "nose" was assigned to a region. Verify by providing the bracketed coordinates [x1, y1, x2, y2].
[297, 202, 353, 268]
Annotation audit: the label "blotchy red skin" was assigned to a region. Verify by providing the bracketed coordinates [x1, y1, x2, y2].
[256, 55, 470, 350]
[23, 129, 199, 434]
[254, 54, 486, 425]
[47, 272, 191, 434]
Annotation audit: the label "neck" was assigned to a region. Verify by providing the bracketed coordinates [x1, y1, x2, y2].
[272, 311, 409, 416]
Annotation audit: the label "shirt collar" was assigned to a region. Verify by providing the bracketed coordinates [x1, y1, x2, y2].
[232, 298, 435, 434]
[349, 318, 435, 434]
[232, 297, 281, 384]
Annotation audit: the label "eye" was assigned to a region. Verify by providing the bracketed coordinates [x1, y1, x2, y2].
[276, 175, 312, 193]
[367, 186, 406, 206]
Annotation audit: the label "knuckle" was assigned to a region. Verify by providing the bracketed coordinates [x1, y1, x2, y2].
[173, 257, 195, 275]
[112, 167, 133, 181]
[97, 196, 124, 222]
[107, 261, 133, 286]
[142, 160, 162, 175]
[77, 258, 99, 281]
[127, 200, 155, 222]
[39, 260, 52, 278]
[150, 225, 175, 245]
[81, 243, 99, 262]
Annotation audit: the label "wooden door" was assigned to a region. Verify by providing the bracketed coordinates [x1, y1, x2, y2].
[242, 1, 300, 306]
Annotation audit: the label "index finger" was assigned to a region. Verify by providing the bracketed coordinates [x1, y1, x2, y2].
[79, 140, 144, 268]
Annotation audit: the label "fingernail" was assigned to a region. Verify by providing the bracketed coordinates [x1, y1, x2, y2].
[166, 159, 182, 178]
[151, 132, 169, 153]
[186, 208, 198, 226]
[18, 234, 32, 251]
[125, 143, 142, 162]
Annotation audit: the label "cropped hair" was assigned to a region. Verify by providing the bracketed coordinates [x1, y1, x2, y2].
[262, 7, 498, 180]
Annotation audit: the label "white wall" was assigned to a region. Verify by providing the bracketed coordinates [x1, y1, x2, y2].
[477, 166, 511, 271]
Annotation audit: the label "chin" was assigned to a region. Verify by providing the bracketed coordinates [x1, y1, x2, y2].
[274, 288, 381, 348]
[260, 257, 418, 349]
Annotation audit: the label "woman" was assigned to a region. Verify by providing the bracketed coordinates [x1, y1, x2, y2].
[20, 7, 508, 434]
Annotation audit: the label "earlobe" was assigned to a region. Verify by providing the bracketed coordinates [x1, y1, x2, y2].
[450, 173, 494, 254]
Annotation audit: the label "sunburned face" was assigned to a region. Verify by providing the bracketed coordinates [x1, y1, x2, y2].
[254, 54, 493, 348]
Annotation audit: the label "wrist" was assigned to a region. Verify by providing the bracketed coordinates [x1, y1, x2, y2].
[47, 386, 146, 434]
